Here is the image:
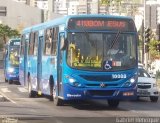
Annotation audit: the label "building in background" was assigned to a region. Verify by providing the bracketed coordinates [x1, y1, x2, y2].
[0, 0, 61, 31]
[13, 0, 49, 9]
[7, 0, 160, 30]
[12, 0, 26, 4]
[0, 0, 42, 31]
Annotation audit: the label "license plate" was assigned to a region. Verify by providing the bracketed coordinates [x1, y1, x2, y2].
[138, 90, 149, 95]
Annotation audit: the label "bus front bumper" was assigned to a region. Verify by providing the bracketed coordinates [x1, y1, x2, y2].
[6, 73, 19, 81]
[63, 84, 137, 100]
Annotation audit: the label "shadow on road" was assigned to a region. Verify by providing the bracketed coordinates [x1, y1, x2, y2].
[66, 97, 160, 111]
[65, 100, 126, 111]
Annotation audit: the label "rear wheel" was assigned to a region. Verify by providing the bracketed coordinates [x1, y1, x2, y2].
[108, 100, 119, 108]
[49, 76, 54, 101]
[150, 96, 158, 102]
[28, 75, 37, 98]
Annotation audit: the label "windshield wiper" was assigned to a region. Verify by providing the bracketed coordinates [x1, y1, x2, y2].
[109, 30, 121, 49]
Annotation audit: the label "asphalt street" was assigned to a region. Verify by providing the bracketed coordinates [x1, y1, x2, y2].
[0, 66, 160, 123]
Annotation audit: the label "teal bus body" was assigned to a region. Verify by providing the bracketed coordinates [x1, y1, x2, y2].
[4, 38, 20, 84]
[19, 15, 138, 106]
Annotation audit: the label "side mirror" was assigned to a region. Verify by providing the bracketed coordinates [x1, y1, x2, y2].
[60, 38, 67, 50]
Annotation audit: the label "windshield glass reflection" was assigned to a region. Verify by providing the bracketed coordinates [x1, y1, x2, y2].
[9, 47, 20, 67]
[67, 32, 137, 71]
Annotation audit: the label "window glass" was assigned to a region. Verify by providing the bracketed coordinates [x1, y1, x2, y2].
[9, 47, 20, 67]
[67, 32, 137, 71]
[33, 32, 38, 55]
[29, 33, 35, 55]
[44, 28, 52, 55]
[20, 35, 25, 55]
[51, 27, 59, 55]
[138, 68, 151, 78]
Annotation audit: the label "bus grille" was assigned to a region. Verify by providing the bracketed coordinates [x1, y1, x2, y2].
[80, 75, 119, 82]
[89, 90, 115, 96]
[86, 84, 118, 87]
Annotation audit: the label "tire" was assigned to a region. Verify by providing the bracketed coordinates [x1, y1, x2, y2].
[136, 96, 140, 101]
[53, 87, 64, 106]
[49, 76, 54, 101]
[5, 78, 8, 83]
[28, 76, 37, 98]
[108, 100, 119, 108]
[15, 81, 20, 85]
[54, 96, 64, 106]
[8, 80, 13, 84]
[150, 96, 158, 102]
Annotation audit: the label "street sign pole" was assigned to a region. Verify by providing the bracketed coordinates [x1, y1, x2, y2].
[144, 0, 147, 69]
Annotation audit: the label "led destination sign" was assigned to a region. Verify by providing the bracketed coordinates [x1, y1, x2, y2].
[76, 20, 126, 28]
[68, 18, 136, 31]
[10, 40, 20, 46]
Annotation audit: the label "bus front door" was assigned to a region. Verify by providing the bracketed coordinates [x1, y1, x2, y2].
[57, 33, 65, 98]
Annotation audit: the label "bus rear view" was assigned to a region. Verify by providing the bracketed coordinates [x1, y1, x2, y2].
[4, 38, 20, 84]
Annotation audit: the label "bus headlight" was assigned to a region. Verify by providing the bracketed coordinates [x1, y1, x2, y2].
[66, 75, 83, 87]
[7, 67, 14, 73]
[122, 75, 137, 87]
[69, 78, 76, 83]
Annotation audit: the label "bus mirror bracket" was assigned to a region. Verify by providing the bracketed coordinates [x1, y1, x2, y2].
[60, 38, 68, 50]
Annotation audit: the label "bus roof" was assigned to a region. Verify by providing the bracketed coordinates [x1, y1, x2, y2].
[22, 14, 134, 33]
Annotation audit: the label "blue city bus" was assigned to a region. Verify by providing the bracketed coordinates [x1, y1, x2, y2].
[4, 38, 20, 84]
[19, 15, 138, 107]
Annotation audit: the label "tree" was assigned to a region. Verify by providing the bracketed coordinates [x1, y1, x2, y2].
[148, 40, 160, 60]
[100, 0, 122, 5]
[100, 0, 123, 14]
[0, 24, 20, 44]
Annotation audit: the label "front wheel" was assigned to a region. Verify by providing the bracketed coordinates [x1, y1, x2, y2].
[53, 88, 64, 106]
[108, 100, 119, 108]
[150, 96, 158, 102]
[54, 97, 64, 106]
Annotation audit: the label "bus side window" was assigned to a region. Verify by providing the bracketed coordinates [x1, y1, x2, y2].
[51, 27, 59, 55]
[33, 32, 38, 55]
[20, 35, 25, 56]
[29, 32, 35, 55]
[44, 28, 53, 55]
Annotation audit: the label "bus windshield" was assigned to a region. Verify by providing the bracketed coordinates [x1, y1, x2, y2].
[9, 46, 20, 67]
[67, 32, 137, 71]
